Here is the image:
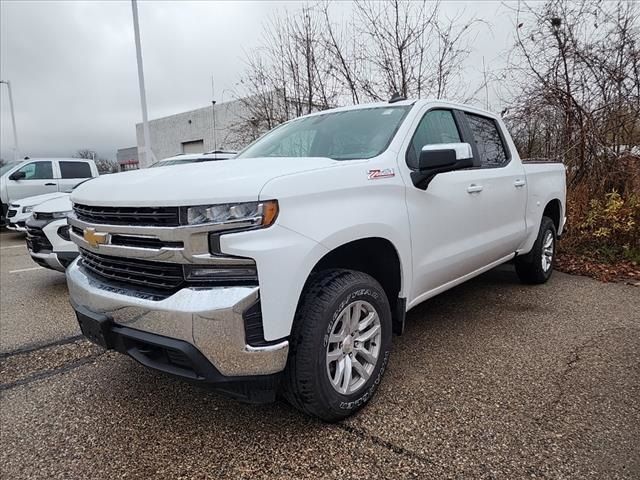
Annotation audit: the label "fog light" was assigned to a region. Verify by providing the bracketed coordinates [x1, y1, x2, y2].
[183, 264, 258, 284]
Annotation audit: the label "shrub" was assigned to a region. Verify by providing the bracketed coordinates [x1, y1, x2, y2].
[569, 191, 640, 263]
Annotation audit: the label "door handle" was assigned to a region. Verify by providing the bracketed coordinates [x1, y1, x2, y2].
[466, 184, 483, 194]
[514, 179, 526, 188]
[44, 182, 56, 186]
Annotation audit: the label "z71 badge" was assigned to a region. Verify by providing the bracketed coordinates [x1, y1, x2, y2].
[367, 168, 395, 180]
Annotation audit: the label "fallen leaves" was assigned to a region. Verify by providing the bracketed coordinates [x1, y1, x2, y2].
[555, 252, 639, 284]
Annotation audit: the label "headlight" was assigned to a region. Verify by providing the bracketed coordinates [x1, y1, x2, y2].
[22, 206, 33, 213]
[186, 200, 278, 228]
[51, 210, 72, 219]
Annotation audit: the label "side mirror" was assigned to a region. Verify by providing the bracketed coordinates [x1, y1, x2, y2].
[411, 142, 474, 190]
[418, 143, 473, 171]
[9, 171, 26, 181]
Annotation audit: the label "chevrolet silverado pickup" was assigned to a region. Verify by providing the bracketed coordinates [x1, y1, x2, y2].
[66, 99, 566, 421]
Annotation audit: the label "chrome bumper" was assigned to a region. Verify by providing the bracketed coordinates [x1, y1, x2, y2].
[6, 222, 26, 232]
[66, 259, 289, 376]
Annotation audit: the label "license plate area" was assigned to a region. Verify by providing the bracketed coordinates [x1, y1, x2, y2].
[75, 306, 114, 349]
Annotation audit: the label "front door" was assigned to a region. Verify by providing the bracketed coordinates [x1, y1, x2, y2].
[404, 108, 496, 300]
[5, 160, 58, 202]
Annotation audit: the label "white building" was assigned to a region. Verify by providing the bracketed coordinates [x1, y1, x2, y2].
[134, 98, 251, 167]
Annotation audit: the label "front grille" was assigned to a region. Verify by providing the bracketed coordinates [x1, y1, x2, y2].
[33, 212, 53, 220]
[79, 248, 184, 292]
[110, 234, 183, 250]
[73, 204, 180, 227]
[7, 209, 17, 218]
[26, 225, 53, 253]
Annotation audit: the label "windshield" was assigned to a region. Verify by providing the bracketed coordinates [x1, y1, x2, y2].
[149, 156, 232, 168]
[0, 161, 21, 176]
[237, 106, 411, 160]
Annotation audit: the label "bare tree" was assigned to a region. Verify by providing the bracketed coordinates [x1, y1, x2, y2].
[74, 149, 118, 174]
[232, 1, 480, 138]
[502, 0, 640, 195]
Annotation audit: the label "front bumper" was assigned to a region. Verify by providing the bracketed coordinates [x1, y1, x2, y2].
[66, 259, 289, 379]
[29, 250, 78, 272]
[6, 221, 26, 232]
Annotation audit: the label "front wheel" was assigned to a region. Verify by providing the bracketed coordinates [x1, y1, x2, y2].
[283, 269, 392, 422]
[515, 216, 557, 284]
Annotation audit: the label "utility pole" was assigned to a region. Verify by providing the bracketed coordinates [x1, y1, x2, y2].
[211, 76, 217, 152]
[0, 80, 19, 161]
[131, 0, 154, 166]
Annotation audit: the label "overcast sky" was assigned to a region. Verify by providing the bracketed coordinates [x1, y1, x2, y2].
[0, 1, 512, 161]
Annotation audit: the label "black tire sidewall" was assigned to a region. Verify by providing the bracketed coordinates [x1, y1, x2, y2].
[538, 218, 557, 281]
[313, 278, 392, 417]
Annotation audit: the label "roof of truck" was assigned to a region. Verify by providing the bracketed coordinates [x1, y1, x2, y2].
[295, 98, 501, 121]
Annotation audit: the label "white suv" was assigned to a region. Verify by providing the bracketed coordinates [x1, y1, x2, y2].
[25, 194, 76, 272]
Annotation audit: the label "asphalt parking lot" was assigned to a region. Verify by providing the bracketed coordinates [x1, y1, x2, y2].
[1, 229, 638, 479]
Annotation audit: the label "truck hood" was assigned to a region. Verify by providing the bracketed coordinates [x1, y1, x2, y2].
[12, 191, 67, 207]
[71, 157, 339, 206]
[34, 194, 71, 213]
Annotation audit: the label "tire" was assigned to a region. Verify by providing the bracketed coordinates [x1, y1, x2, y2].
[515, 216, 557, 284]
[283, 269, 392, 422]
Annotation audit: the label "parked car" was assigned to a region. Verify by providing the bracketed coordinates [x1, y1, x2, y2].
[5, 191, 69, 232]
[148, 150, 237, 168]
[25, 194, 76, 272]
[65, 99, 566, 421]
[1, 158, 98, 225]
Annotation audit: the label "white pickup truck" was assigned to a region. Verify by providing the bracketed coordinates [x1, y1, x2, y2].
[1, 157, 99, 225]
[66, 99, 565, 421]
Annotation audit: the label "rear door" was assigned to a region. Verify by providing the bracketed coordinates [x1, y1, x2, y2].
[5, 160, 58, 202]
[461, 112, 528, 257]
[57, 160, 94, 191]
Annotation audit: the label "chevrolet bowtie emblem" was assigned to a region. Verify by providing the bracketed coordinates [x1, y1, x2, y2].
[83, 227, 109, 248]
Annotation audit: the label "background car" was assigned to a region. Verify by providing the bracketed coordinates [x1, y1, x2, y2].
[25, 194, 76, 272]
[5, 191, 69, 232]
[1, 157, 98, 226]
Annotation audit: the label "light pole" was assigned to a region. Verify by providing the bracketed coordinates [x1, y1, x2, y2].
[0, 80, 19, 161]
[131, 0, 154, 167]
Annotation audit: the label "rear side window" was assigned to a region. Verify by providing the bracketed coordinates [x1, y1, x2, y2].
[60, 161, 92, 179]
[407, 109, 461, 169]
[465, 114, 508, 167]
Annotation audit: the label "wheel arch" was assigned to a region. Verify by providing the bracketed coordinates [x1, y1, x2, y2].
[543, 198, 562, 233]
[299, 236, 407, 335]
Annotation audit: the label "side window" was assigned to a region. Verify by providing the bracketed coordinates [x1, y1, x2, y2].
[407, 109, 461, 168]
[465, 114, 508, 167]
[15, 161, 53, 180]
[60, 161, 92, 179]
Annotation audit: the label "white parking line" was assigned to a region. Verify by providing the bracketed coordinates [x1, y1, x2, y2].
[1, 245, 26, 250]
[8, 267, 42, 274]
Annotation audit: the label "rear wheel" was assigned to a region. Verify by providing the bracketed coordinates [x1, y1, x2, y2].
[283, 269, 392, 422]
[515, 216, 556, 284]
